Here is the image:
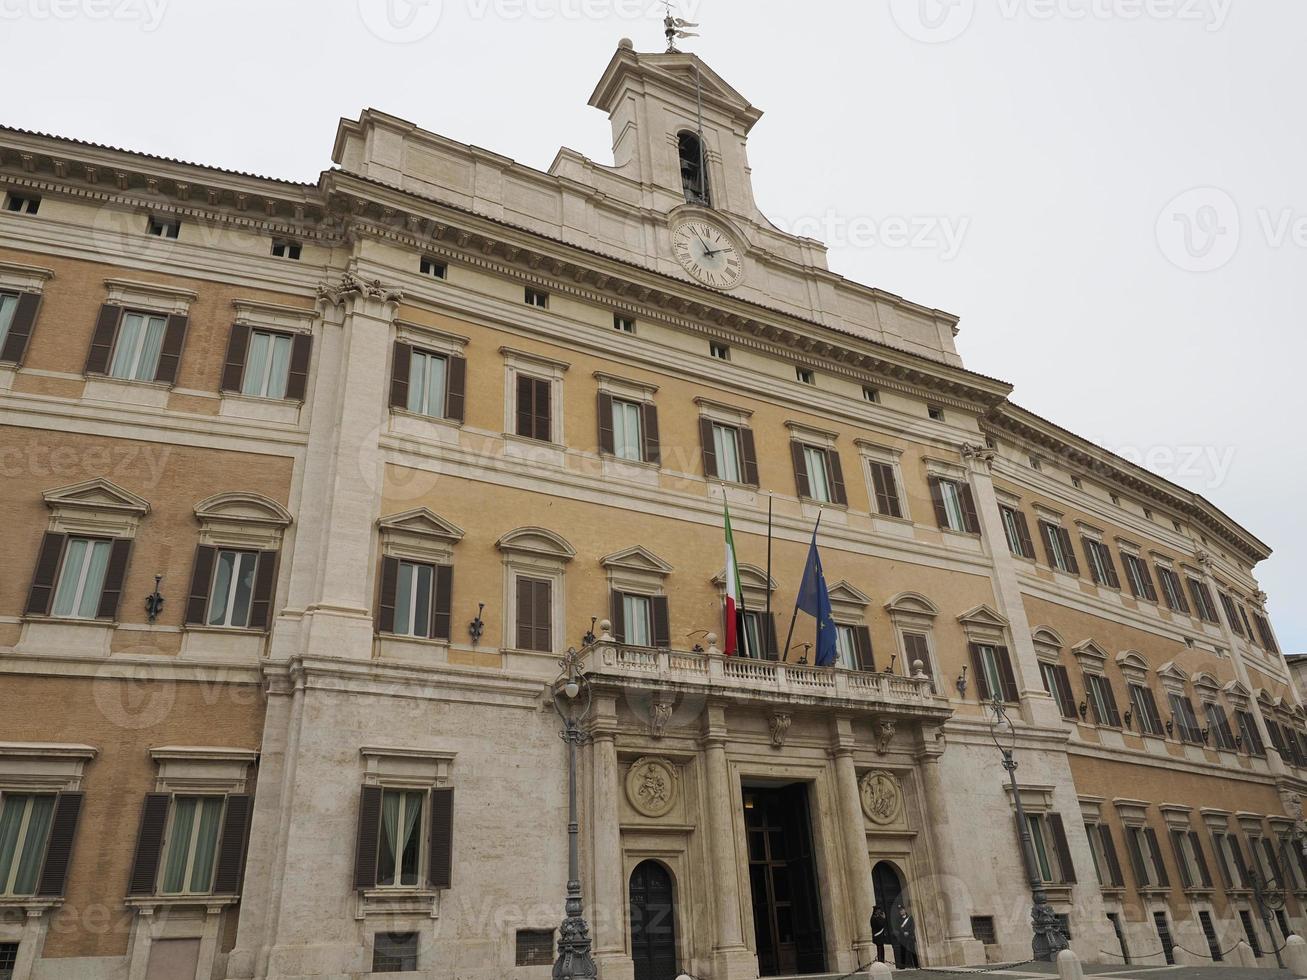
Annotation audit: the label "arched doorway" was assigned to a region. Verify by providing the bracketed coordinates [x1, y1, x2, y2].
[629, 860, 678, 980]
[872, 860, 905, 917]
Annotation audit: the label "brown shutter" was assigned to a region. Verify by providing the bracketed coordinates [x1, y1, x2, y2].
[740, 428, 759, 487]
[428, 787, 454, 890]
[532, 376, 550, 441]
[247, 550, 278, 630]
[903, 632, 931, 676]
[516, 375, 534, 437]
[1125, 829, 1149, 886]
[1188, 832, 1212, 887]
[285, 333, 312, 402]
[642, 402, 660, 465]
[1014, 510, 1035, 559]
[353, 785, 383, 891]
[1102, 545, 1121, 589]
[1081, 538, 1099, 583]
[212, 794, 252, 895]
[699, 418, 718, 479]
[84, 304, 121, 375]
[969, 644, 992, 700]
[444, 354, 466, 422]
[853, 626, 875, 671]
[827, 450, 847, 505]
[1053, 665, 1077, 718]
[1169, 831, 1194, 889]
[1144, 827, 1170, 886]
[220, 323, 250, 393]
[597, 392, 614, 455]
[1100, 677, 1122, 727]
[377, 556, 400, 634]
[0, 292, 41, 364]
[652, 596, 671, 649]
[516, 577, 533, 649]
[127, 793, 171, 895]
[928, 477, 949, 528]
[1049, 813, 1077, 884]
[35, 791, 83, 897]
[185, 545, 217, 625]
[1100, 825, 1125, 886]
[764, 613, 779, 659]
[432, 565, 452, 641]
[95, 538, 132, 620]
[959, 483, 981, 534]
[996, 646, 1019, 702]
[1058, 527, 1080, 575]
[25, 532, 65, 615]
[791, 443, 811, 499]
[389, 342, 412, 410]
[1139, 561, 1157, 602]
[533, 579, 552, 652]
[1039, 521, 1060, 568]
[609, 590, 626, 644]
[870, 462, 901, 518]
[153, 313, 188, 385]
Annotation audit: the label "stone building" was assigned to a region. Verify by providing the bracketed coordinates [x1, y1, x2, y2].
[0, 38, 1301, 980]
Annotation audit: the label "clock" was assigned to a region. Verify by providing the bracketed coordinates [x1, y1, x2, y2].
[670, 219, 745, 290]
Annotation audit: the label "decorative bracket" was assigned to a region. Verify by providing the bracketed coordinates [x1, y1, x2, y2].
[768, 712, 792, 749]
[317, 272, 404, 306]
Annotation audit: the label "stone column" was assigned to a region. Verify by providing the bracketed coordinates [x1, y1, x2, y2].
[702, 703, 757, 980]
[831, 730, 876, 967]
[590, 696, 634, 980]
[916, 741, 985, 966]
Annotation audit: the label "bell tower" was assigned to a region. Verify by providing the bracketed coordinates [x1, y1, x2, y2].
[587, 39, 765, 222]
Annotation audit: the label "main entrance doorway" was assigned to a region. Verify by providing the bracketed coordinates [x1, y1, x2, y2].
[744, 783, 826, 977]
[629, 860, 678, 980]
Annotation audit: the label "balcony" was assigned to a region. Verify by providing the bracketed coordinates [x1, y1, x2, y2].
[583, 640, 953, 721]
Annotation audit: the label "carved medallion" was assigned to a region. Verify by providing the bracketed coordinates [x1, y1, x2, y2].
[860, 770, 903, 826]
[625, 757, 678, 818]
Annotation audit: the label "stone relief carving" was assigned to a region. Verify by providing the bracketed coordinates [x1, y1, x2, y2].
[859, 770, 903, 826]
[1195, 549, 1214, 568]
[648, 700, 673, 739]
[960, 442, 997, 470]
[316, 272, 404, 306]
[768, 713, 792, 748]
[876, 718, 896, 755]
[624, 757, 677, 818]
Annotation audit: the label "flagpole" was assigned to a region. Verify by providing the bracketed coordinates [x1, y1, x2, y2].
[783, 509, 822, 664]
[764, 492, 773, 657]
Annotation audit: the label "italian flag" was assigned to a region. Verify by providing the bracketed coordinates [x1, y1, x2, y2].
[723, 500, 743, 656]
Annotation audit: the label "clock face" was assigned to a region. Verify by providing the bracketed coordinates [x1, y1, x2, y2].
[671, 220, 744, 289]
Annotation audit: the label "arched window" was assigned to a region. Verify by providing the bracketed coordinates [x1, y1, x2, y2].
[677, 131, 710, 206]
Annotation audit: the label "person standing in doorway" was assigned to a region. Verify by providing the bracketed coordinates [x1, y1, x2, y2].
[894, 905, 919, 968]
[870, 905, 888, 963]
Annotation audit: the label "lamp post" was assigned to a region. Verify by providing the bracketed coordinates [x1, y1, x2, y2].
[987, 696, 1069, 962]
[1248, 867, 1286, 969]
[551, 645, 597, 980]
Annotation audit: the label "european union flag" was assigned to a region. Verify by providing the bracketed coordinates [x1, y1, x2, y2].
[796, 523, 838, 667]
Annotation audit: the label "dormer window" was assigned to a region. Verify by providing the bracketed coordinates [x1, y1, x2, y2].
[678, 131, 711, 206]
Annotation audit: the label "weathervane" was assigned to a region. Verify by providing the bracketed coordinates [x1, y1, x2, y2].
[664, 0, 699, 52]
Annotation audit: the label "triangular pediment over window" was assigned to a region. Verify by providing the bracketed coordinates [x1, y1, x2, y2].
[44, 478, 150, 516]
[1072, 640, 1110, 667]
[956, 604, 1009, 630]
[1156, 662, 1190, 687]
[601, 546, 673, 576]
[378, 507, 464, 542]
[827, 580, 871, 607]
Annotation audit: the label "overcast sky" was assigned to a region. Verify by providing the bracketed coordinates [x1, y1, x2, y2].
[5, 0, 1302, 650]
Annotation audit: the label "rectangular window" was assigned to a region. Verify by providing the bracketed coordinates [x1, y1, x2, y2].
[516, 576, 552, 653]
[0, 942, 16, 979]
[1157, 565, 1188, 613]
[868, 462, 902, 519]
[1188, 578, 1219, 623]
[524, 287, 549, 309]
[373, 931, 419, 972]
[1083, 538, 1119, 588]
[1122, 553, 1157, 601]
[862, 385, 879, 403]
[1168, 693, 1203, 744]
[622, 594, 653, 647]
[376, 790, 424, 889]
[1204, 703, 1237, 750]
[270, 239, 301, 260]
[5, 193, 39, 214]
[516, 930, 555, 967]
[1198, 911, 1223, 962]
[147, 215, 180, 238]
[610, 399, 644, 462]
[973, 644, 1011, 702]
[613, 314, 635, 333]
[711, 423, 742, 484]
[739, 610, 765, 661]
[0, 793, 56, 896]
[393, 561, 436, 639]
[1240, 910, 1263, 957]
[1039, 521, 1078, 574]
[1219, 592, 1245, 636]
[795, 367, 814, 385]
[835, 624, 858, 671]
[1085, 674, 1122, 727]
[902, 632, 930, 683]
[1253, 613, 1279, 654]
[803, 446, 832, 503]
[938, 479, 966, 532]
[0, 292, 17, 354]
[405, 349, 448, 418]
[1236, 710, 1266, 756]
[240, 330, 294, 400]
[51, 537, 112, 619]
[709, 342, 730, 360]
[159, 796, 224, 895]
[1128, 683, 1164, 736]
[1000, 506, 1035, 559]
[928, 405, 945, 421]
[1039, 662, 1076, 719]
[1027, 815, 1061, 883]
[420, 256, 447, 279]
[108, 311, 167, 381]
[1154, 912, 1175, 965]
[205, 549, 259, 628]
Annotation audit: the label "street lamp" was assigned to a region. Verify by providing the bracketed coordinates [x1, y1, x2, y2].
[987, 696, 1069, 962]
[551, 646, 597, 980]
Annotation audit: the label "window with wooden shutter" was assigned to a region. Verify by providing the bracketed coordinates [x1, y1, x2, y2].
[444, 354, 466, 422]
[1125, 828, 1150, 886]
[25, 531, 66, 615]
[153, 314, 189, 386]
[0, 291, 41, 364]
[1170, 830, 1195, 889]
[517, 375, 551, 441]
[1188, 831, 1213, 888]
[1144, 827, 1170, 886]
[826, 449, 847, 505]
[869, 462, 902, 518]
[1188, 578, 1218, 623]
[516, 576, 552, 652]
[740, 428, 759, 487]
[597, 392, 615, 455]
[353, 785, 383, 891]
[247, 551, 279, 631]
[1000, 506, 1035, 559]
[1084, 674, 1122, 727]
[651, 595, 671, 649]
[1099, 825, 1125, 887]
[1122, 553, 1158, 601]
[211, 794, 252, 895]
[389, 341, 412, 410]
[609, 590, 626, 644]
[428, 787, 454, 890]
[379, 559, 451, 641]
[699, 417, 718, 479]
[1048, 813, 1076, 883]
[84, 304, 123, 375]
[220, 323, 252, 392]
[285, 334, 313, 402]
[1156, 565, 1190, 613]
[642, 402, 660, 466]
[376, 556, 400, 635]
[1039, 662, 1077, 719]
[902, 632, 931, 679]
[33, 791, 83, 898]
[790, 442, 811, 499]
[958, 483, 981, 534]
[853, 626, 875, 671]
[94, 538, 132, 620]
[128, 793, 172, 895]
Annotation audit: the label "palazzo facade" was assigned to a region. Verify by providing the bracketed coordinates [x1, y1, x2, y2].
[0, 39, 1300, 980]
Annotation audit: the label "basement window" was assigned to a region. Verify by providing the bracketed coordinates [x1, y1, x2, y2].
[971, 916, 997, 945]
[525, 288, 549, 309]
[710, 342, 730, 361]
[5, 193, 40, 214]
[147, 215, 180, 239]
[372, 932, 418, 972]
[420, 256, 447, 279]
[271, 239, 301, 260]
[516, 930, 555, 967]
[613, 314, 635, 334]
